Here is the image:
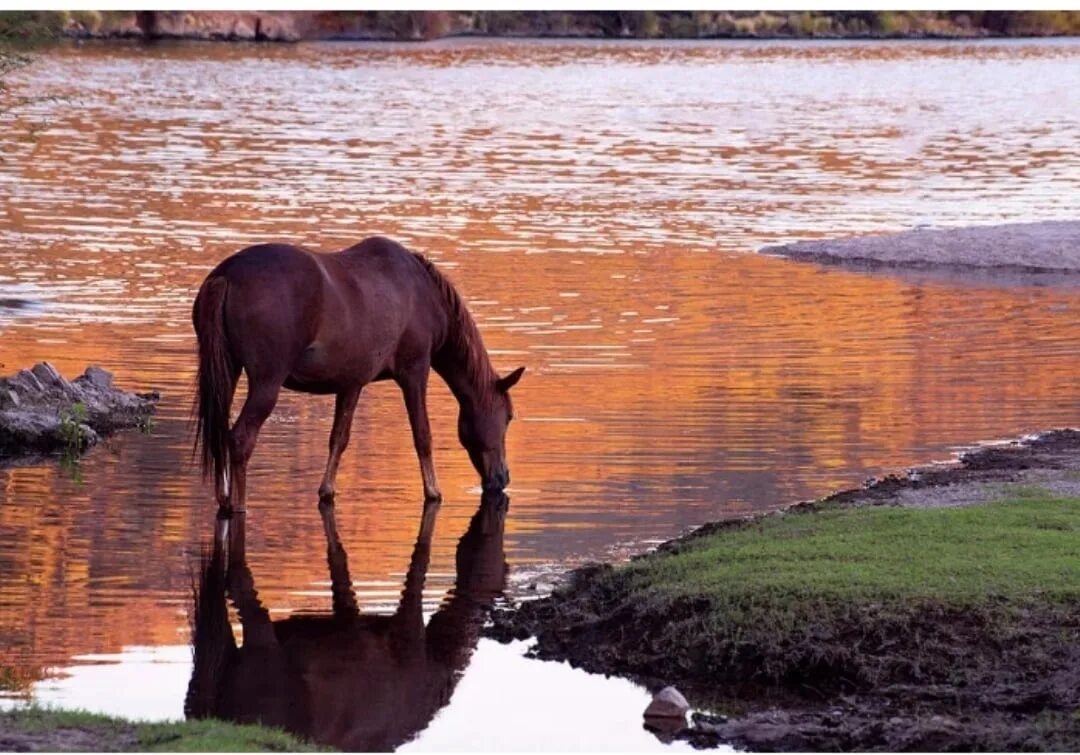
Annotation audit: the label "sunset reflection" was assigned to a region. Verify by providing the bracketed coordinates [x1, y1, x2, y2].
[1, 39, 1079, 716]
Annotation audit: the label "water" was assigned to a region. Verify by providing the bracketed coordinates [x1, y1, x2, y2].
[1, 37, 1079, 749]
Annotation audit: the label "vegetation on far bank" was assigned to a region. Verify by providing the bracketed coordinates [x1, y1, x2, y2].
[0, 707, 327, 752]
[1, 8, 59, 150]
[1, 10, 1079, 42]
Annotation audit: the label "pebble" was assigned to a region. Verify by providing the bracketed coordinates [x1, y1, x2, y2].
[644, 686, 690, 719]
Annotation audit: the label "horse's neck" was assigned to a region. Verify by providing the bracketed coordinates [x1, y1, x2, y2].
[433, 360, 484, 410]
[431, 322, 495, 412]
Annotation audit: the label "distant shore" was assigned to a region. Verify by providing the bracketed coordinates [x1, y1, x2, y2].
[488, 430, 1080, 751]
[3, 11, 1079, 44]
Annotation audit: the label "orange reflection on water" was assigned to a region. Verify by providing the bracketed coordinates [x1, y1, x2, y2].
[1, 39, 1079, 725]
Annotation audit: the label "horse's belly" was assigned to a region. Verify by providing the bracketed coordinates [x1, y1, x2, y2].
[286, 340, 384, 394]
[282, 375, 339, 395]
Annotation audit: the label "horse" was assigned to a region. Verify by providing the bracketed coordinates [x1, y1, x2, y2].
[185, 494, 508, 750]
[191, 236, 525, 513]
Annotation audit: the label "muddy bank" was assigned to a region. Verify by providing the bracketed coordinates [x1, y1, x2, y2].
[762, 221, 1080, 280]
[488, 430, 1080, 751]
[0, 362, 158, 464]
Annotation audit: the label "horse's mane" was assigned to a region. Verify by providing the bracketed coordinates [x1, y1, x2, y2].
[412, 253, 497, 403]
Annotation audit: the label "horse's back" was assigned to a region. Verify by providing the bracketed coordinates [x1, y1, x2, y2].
[339, 235, 412, 262]
[336, 236, 432, 287]
[331, 235, 448, 356]
[205, 237, 421, 311]
[198, 238, 439, 389]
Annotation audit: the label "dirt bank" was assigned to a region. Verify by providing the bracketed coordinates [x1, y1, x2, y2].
[762, 221, 1080, 280]
[488, 430, 1080, 751]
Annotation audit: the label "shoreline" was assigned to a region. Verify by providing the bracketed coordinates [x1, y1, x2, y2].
[487, 429, 1080, 751]
[6, 11, 1075, 45]
[60, 30, 1080, 44]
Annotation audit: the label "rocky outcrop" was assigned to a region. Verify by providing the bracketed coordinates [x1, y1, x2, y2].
[0, 363, 159, 463]
[130, 11, 303, 42]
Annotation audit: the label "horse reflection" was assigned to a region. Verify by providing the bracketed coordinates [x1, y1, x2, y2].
[185, 494, 508, 751]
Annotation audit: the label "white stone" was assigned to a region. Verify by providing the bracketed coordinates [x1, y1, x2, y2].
[644, 686, 689, 719]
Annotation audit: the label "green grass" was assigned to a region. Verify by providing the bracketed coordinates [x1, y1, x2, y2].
[566, 495, 1080, 689]
[623, 495, 1080, 609]
[138, 719, 326, 752]
[0, 707, 328, 752]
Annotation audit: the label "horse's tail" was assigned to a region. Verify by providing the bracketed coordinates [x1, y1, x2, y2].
[192, 276, 235, 486]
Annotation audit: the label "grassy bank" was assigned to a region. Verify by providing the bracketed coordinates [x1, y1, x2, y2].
[493, 488, 1080, 749]
[601, 493, 1077, 682]
[0, 708, 326, 752]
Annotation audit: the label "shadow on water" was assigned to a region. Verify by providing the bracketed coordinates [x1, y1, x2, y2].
[184, 492, 508, 751]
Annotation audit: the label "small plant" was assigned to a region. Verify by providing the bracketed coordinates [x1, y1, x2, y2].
[57, 402, 88, 483]
[137, 412, 154, 435]
[57, 400, 87, 453]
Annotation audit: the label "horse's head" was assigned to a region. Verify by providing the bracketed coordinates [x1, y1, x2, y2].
[459, 367, 524, 491]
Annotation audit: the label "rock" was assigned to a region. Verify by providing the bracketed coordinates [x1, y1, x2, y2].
[0, 413, 98, 454]
[643, 716, 684, 742]
[230, 18, 256, 40]
[258, 15, 302, 41]
[0, 363, 157, 463]
[31, 361, 64, 389]
[691, 711, 728, 727]
[81, 366, 113, 390]
[10, 369, 43, 395]
[644, 686, 690, 719]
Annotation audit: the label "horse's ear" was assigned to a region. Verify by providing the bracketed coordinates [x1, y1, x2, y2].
[497, 366, 525, 393]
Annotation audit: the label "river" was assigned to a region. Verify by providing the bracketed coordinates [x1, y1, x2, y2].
[1, 37, 1078, 750]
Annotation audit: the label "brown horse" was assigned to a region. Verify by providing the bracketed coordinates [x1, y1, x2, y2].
[192, 237, 524, 512]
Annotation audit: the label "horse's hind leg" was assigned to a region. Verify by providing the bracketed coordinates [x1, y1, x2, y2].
[318, 387, 361, 504]
[227, 377, 282, 514]
[213, 364, 242, 511]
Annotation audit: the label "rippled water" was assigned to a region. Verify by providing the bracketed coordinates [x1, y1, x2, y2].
[1, 38, 1079, 748]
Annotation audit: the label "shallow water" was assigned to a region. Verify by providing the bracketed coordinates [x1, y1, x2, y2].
[1, 38, 1079, 748]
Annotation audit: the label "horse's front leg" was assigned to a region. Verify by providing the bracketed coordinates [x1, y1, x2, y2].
[398, 370, 441, 502]
[318, 387, 362, 504]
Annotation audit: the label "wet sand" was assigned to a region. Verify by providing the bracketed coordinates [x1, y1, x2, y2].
[488, 430, 1080, 751]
